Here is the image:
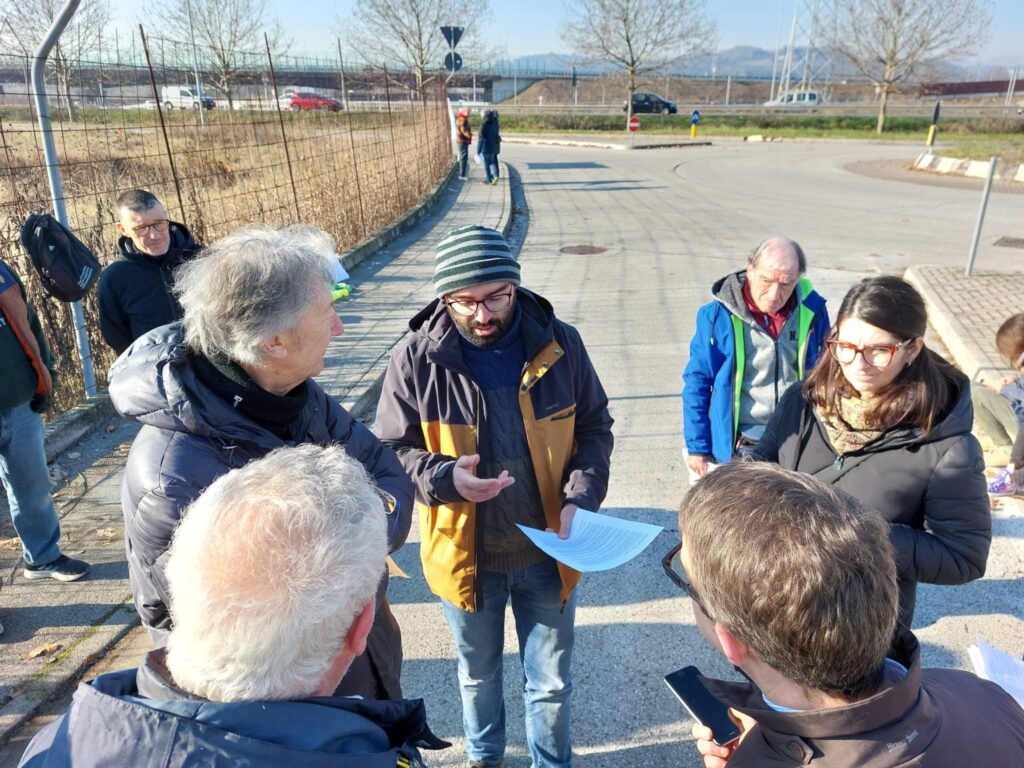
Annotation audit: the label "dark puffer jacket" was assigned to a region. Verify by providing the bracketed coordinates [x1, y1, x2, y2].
[754, 371, 990, 626]
[108, 324, 414, 698]
[18, 652, 447, 768]
[97, 222, 201, 354]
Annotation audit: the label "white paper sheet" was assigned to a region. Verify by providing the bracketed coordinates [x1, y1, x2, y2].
[968, 637, 1024, 708]
[516, 509, 663, 572]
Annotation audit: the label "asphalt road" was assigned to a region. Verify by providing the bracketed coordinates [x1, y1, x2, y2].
[2, 138, 1021, 767]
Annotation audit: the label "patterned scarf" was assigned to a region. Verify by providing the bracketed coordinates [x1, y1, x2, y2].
[819, 393, 885, 455]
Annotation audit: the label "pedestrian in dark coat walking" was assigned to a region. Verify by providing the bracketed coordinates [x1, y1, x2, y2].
[477, 110, 501, 185]
[754, 276, 990, 627]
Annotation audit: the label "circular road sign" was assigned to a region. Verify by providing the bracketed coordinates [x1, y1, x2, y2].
[444, 52, 463, 72]
[628, 116, 640, 132]
[690, 109, 701, 125]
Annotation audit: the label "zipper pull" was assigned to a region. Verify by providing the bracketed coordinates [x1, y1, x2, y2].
[833, 455, 844, 471]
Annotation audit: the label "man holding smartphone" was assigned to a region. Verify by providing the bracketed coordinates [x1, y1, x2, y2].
[669, 462, 1024, 766]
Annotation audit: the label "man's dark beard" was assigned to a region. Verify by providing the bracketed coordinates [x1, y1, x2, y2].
[452, 311, 514, 348]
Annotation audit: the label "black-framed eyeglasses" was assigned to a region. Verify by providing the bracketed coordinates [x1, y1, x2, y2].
[445, 290, 514, 317]
[826, 338, 909, 369]
[662, 541, 710, 616]
[131, 219, 169, 238]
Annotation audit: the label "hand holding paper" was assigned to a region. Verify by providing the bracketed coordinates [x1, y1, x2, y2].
[518, 509, 663, 572]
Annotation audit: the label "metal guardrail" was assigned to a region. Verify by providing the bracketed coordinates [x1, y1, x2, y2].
[483, 103, 1024, 118]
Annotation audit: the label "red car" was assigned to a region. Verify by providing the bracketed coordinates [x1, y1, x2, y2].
[279, 91, 343, 111]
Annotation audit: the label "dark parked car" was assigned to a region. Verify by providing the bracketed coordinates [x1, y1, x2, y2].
[624, 92, 677, 114]
[279, 91, 343, 112]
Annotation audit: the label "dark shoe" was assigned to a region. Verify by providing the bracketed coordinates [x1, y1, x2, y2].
[469, 760, 505, 768]
[24, 555, 91, 582]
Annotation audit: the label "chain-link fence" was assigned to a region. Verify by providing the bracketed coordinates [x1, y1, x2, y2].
[0, 28, 453, 415]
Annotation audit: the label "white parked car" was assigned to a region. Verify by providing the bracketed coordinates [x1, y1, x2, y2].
[763, 91, 823, 108]
[161, 85, 215, 110]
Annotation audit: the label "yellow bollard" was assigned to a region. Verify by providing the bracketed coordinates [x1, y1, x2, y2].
[926, 124, 936, 149]
[690, 124, 698, 139]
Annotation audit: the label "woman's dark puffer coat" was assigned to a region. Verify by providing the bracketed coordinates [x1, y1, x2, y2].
[754, 373, 991, 627]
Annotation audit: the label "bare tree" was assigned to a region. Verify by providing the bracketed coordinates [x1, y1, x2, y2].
[342, 0, 492, 98]
[0, 0, 110, 122]
[156, 0, 288, 108]
[565, 0, 714, 127]
[834, 0, 992, 133]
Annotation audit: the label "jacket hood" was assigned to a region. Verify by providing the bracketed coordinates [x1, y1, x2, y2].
[704, 630, 925, 747]
[19, 663, 446, 767]
[116, 221, 197, 267]
[107, 323, 283, 451]
[711, 269, 751, 319]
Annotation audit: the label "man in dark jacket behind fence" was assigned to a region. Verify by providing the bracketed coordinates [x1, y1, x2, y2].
[19, 444, 447, 768]
[98, 189, 202, 354]
[669, 462, 1024, 767]
[108, 224, 413, 700]
[375, 225, 614, 768]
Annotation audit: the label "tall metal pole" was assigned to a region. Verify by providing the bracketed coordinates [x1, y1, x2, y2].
[337, 40, 348, 111]
[184, 0, 205, 126]
[965, 157, 998, 277]
[31, 0, 96, 397]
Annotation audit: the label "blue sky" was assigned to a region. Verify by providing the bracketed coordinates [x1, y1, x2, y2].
[117, 0, 1022, 65]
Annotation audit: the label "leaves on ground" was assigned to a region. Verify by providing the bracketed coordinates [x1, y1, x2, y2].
[27, 642, 62, 659]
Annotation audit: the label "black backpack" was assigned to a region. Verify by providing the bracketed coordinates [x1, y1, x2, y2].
[19, 213, 101, 302]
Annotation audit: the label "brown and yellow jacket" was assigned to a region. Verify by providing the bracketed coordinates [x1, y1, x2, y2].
[375, 288, 614, 611]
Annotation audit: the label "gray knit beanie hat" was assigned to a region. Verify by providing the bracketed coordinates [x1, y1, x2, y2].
[433, 225, 520, 297]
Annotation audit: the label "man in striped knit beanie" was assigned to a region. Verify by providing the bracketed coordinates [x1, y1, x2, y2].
[375, 225, 614, 768]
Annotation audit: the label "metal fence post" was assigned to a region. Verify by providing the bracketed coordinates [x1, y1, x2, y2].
[381, 65, 403, 201]
[965, 157, 998, 277]
[265, 34, 302, 222]
[31, 0, 96, 397]
[139, 25, 186, 218]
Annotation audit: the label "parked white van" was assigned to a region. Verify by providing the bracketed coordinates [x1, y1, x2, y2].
[763, 91, 823, 108]
[160, 86, 215, 110]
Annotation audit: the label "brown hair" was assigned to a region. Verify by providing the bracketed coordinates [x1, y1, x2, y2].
[680, 461, 898, 701]
[995, 313, 1024, 368]
[804, 275, 958, 433]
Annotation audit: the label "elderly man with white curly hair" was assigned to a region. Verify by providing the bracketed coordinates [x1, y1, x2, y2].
[106, 225, 414, 700]
[19, 444, 448, 767]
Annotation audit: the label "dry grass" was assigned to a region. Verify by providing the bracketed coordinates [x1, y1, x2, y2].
[0, 99, 452, 415]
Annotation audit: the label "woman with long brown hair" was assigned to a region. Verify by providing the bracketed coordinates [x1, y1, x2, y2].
[754, 275, 991, 627]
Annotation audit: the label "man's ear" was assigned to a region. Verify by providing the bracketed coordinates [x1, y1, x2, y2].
[714, 623, 750, 667]
[115, 221, 126, 236]
[345, 602, 376, 657]
[259, 332, 289, 361]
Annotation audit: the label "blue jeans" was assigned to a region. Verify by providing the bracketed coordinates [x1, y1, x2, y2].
[0, 402, 62, 565]
[441, 559, 576, 768]
[484, 152, 499, 183]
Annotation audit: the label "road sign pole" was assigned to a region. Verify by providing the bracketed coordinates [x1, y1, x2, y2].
[965, 156, 998, 277]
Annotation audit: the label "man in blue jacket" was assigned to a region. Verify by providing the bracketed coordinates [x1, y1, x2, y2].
[681, 236, 828, 483]
[19, 444, 447, 768]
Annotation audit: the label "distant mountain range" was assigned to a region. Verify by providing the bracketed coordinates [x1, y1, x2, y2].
[496, 46, 995, 81]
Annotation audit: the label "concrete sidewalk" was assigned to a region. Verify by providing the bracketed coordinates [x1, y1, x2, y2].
[907, 265, 1024, 387]
[0, 165, 512, 743]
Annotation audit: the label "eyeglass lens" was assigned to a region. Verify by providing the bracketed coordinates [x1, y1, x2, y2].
[449, 292, 512, 317]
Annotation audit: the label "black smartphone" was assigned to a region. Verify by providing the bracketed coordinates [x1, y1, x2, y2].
[663, 665, 742, 747]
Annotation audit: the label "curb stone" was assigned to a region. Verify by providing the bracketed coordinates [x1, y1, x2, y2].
[913, 151, 1024, 184]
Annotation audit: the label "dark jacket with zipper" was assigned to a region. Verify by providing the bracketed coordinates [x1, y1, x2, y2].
[19, 650, 447, 768]
[754, 371, 990, 626]
[702, 630, 1024, 767]
[98, 222, 201, 354]
[108, 324, 413, 699]
[373, 288, 614, 611]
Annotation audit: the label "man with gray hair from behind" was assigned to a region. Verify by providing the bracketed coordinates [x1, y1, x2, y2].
[19, 444, 448, 767]
[108, 224, 413, 700]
